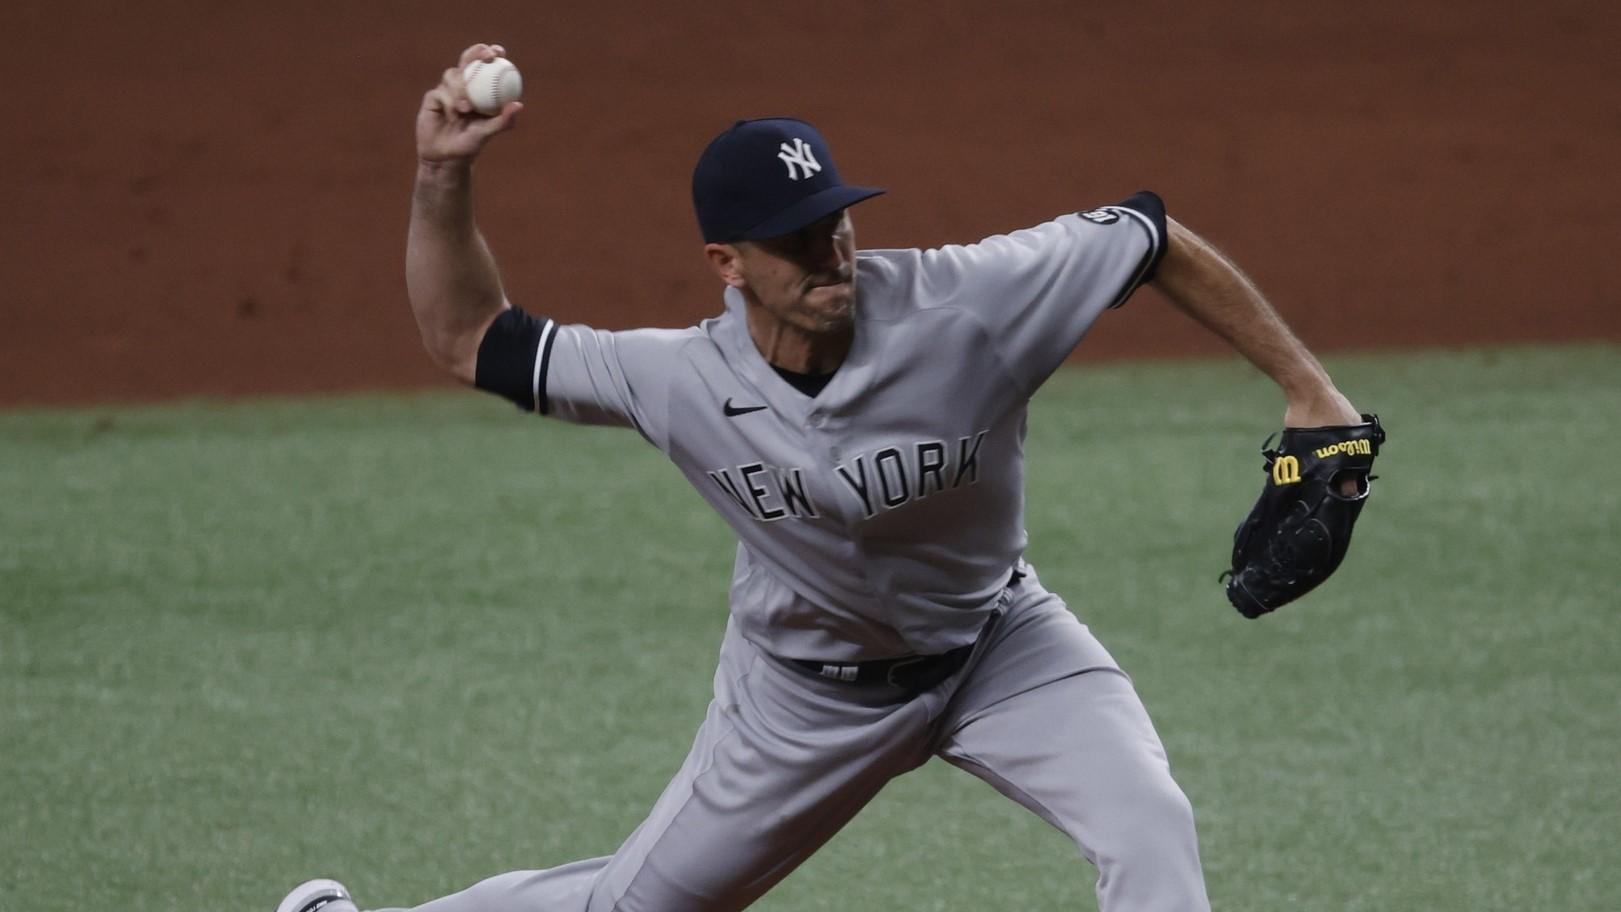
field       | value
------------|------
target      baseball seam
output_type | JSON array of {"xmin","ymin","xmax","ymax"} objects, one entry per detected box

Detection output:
[{"xmin": 465, "ymin": 60, "xmax": 497, "ymax": 113}]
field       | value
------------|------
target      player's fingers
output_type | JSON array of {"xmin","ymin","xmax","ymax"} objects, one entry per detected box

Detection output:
[
  {"xmin": 439, "ymin": 67, "xmax": 475, "ymax": 114},
  {"xmin": 457, "ymin": 43, "xmax": 494, "ymax": 68},
  {"xmin": 471, "ymin": 101, "xmax": 523, "ymax": 137},
  {"xmin": 495, "ymin": 100, "xmax": 522, "ymax": 129},
  {"xmin": 421, "ymin": 84, "xmax": 460, "ymax": 119}
]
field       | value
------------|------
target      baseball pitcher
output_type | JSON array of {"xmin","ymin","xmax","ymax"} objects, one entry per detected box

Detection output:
[{"xmin": 279, "ymin": 43, "xmax": 1381, "ymax": 912}]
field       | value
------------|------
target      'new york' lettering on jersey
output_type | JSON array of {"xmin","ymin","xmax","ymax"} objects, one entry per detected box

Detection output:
[
  {"xmin": 706, "ymin": 429, "xmax": 990, "ymax": 523},
  {"xmin": 474, "ymin": 193, "xmax": 1167, "ymax": 659}
]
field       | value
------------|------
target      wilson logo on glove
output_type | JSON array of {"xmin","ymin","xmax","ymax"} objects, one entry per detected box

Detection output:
[{"xmin": 1270, "ymin": 456, "xmax": 1302, "ymax": 485}]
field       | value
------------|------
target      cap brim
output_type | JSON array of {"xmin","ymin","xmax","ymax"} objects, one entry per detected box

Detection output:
[{"xmin": 735, "ymin": 185, "xmax": 886, "ymax": 242}]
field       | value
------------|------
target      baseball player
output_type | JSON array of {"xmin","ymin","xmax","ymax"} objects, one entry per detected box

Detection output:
[{"xmin": 280, "ymin": 43, "xmax": 1365, "ymax": 912}]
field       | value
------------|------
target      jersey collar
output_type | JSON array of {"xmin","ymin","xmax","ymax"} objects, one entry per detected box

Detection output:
[{"xmin": 714, "ymin": 282, "xmax": 873, "ymax": 412}]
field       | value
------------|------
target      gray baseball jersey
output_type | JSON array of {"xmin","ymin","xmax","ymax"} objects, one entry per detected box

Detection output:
[{"xmin": 479, "ymin": 194, "xmax": 1165, "ymax": 662}]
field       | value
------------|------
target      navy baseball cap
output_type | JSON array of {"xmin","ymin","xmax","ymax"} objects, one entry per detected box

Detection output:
[{"xmin": 692, "ymin": 118, "xmax": 885, "ymax": 243}]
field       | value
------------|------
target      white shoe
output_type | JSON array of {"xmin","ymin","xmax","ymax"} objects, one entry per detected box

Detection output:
[{"xmin": 277, "ymin": 878, "xmax": 359, "ymax": 912}]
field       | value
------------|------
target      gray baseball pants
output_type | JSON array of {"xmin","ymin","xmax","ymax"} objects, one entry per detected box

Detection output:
[{"xmin": 375, "ymin": 569, "xmax": 1210, "ymax": 911}]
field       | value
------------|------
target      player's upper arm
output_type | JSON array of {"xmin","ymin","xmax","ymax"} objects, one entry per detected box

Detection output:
[
  {"xmin": 472, "ymin": 306, "xmax": 689, "ymax": 450},
  {"xmin": 915, "ymin": 191, "xmax": 1167, "ymax": 391}
]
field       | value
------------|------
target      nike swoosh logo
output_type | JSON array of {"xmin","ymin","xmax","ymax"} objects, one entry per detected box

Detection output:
[{"xmin": 723, "ymin": 398, "xmax": 768, "ymax": 417}]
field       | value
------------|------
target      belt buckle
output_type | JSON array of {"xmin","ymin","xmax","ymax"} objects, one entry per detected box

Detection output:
[{"xmin": 818, "ymin": 663, "xmax": 859, "ymax": 683}]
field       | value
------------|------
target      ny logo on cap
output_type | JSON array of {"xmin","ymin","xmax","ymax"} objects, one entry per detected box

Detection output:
[{"xmin": 777, "ymin": 138, "xmax": 822, "ymax": 181}]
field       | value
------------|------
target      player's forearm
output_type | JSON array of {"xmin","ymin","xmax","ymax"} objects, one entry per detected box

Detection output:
[
  {"xmin": 1153, "ymin": 219, "xmax": 1356, "ymax": 424},
  {"xmin": 407, "ymin": 160, "xmax": 508, "ymax": 383}
]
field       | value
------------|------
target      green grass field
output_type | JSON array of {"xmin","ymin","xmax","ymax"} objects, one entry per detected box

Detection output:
[{"xmin": 3, "ymin": 344, "xmax": 1617, "ymax": 911}]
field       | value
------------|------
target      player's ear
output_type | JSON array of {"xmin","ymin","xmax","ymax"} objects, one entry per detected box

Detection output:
[{"xmin": 704, "ymin": 242, "xmax": 748, "ymax": 289}]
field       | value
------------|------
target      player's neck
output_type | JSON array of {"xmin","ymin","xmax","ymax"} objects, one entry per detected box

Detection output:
[{"xmin": 745, "ymin": 308, "xmax": 852, "ymax": 375}]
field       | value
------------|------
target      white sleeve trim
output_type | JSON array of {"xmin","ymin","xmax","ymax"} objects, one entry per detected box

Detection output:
[
  {"xmin": 1106, "ymin": 205, "xmax": 1164, "ymax": 309},
  {"xmin": 532, "ymin": 318, "xmax": 557, "ymax": 414}
]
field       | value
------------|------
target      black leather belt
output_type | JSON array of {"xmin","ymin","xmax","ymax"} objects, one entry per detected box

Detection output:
[
  {"xmin": 790, "ymin": 641, "xmax": 976, "ymax": 690},
  {"xmin": 787, "ymin": 568, "xmax": 1023, "ymax": 691}
]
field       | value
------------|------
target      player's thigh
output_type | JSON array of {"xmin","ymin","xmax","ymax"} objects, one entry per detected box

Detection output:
[
  {"xmin": 942, "ymin": 666, "xmax": 1174, "ymax": 821},
  {"xmin": 936, "ymin": 585, "xmax": 1189, "ymax": 840},
  {"xmin": 937, "ymin": 666, "xmax": 1210, "ymax": 911},
  {"xmin": 594, "ymin": 635, "xmax": 939, "ymax": 912}
]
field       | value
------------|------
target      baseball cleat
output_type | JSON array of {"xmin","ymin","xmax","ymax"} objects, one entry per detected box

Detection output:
[{"xmin": 277, "ymin": 878, "xmax": 359, "ymax": 912}]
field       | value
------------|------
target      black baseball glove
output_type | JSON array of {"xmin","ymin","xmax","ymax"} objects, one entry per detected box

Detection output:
[{"xmin": 1222, "ymin": 414, "xmax": 1386, "ymax": 618}]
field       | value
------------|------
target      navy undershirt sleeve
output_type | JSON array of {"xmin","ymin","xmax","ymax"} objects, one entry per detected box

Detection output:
[{"xmin": 474, "ymin": 307, "xmax": 550, "ymax": 412}]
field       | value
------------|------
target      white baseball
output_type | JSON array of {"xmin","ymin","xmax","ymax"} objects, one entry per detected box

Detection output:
[{"xmin": 462, "ymin": 57, "xmax": 522, "ymax": 116}]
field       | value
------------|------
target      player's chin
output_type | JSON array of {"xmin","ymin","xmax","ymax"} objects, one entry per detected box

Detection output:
[{"xmin": 804, "ymin": 282, "xmax": 855, "ymax": 326}]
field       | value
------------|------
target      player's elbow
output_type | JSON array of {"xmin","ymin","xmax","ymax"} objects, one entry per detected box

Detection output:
[
  {"xmin": 417, "ymin": 322, "xmax": 482, "ymax": 385},
  {"xmin": 1149, "ymin": 217, "xmax": 1249, "ymax": 300},
  {"xmin": 411, "ymin": 297, "xmax": 508, "ymax": 385},
  {"xmin": 1147, "ymin": 218, "xmax": 1198, "ymax": 291}
]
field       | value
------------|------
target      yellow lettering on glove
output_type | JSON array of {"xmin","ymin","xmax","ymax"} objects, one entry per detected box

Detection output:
[{"xmin": 1312, "ymin": 439, "xmax": 1373, "ymax": 459}]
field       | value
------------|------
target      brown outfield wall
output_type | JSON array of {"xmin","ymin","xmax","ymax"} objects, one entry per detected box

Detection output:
[{"xmin": 1, "ymin": 1, "xmax": 1615, "ymax": 407}]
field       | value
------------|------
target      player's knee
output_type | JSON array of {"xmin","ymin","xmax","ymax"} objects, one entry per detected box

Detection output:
[
  {"xmin": 1099, "ymin": 776, "xmax": 1200, "ymax": 864},
  {"xmin": 1088, "ymin": 778, "xmax": 1209, "ymax": 909}
]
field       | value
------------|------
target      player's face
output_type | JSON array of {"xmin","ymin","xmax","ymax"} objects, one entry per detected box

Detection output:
[{"xmin": 735, "ymin": 210, "xmax": 858, "ymax": 336}]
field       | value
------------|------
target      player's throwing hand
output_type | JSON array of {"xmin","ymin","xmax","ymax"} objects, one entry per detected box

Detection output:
[{"xmin": 416, "ymin": 43, "xmax": 522, "ymax": 164}]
